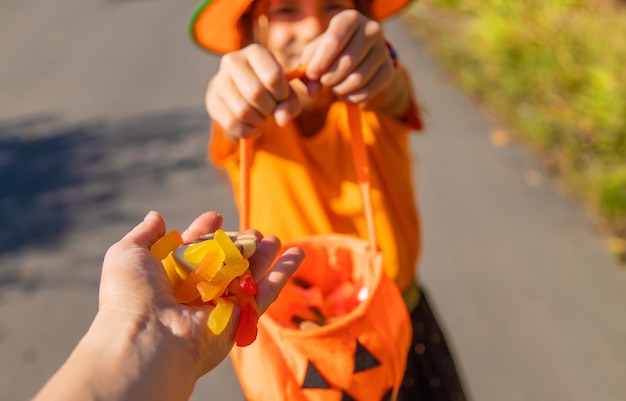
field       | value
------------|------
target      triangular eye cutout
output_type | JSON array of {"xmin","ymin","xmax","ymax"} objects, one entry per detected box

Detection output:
[
  {"xmin": 341, "ymin": 390, "xmax": 357, "ymax": 401},
  {"xmin": 301, "ymin": 361, "xmax": 330, "ymax": 389},
  {"xmin": 353, "ymin": 340, "xmax": 381, "ymax": 373},
  {"xmin": 381, "ymin": 388, "xmax": 394, "ymax": 401}
]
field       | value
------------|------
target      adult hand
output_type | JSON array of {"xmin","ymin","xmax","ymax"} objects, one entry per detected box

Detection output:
[
  {"xmin": 99, "ymin": 210, "xmax": 305, "ymax": 376},
  {"xmin": 33, "ymin": 211, "xmax": 305, "ymax": 401}
]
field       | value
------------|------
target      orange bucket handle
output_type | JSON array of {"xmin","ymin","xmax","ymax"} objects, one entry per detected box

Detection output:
[{"xmin": 239, "ymin": 66, "xmax": 377, "ymax": 251}]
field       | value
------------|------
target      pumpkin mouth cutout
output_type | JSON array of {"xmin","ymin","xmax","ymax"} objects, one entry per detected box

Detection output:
[{"xmin": 266, "ymin": 235, "xmax": 379, "ymax": 333}]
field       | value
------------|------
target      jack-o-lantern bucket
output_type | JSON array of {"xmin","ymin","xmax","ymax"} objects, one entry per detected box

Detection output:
[
  {"xmin": 231, "ymin": 235, "xmax": 411, "ymax": 401},
  {"xmin": 230, "ymin": 102, "xmax": 412, "ymax": 401}
]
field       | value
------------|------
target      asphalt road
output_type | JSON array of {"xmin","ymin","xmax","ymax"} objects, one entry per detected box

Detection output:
[{"xmin": 1, "ymin": 1, "xmax": 626, "ymax": 400}]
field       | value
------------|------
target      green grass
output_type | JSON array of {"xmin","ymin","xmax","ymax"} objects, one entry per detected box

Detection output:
[{"xmin": 404, "ymin": 0, "xmax": 626, "ymax": 248}]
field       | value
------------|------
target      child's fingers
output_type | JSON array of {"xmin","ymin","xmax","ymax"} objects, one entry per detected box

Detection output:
[
  {"xmin": 304, "ymin": 10, "xmax": 361, "ymax": 80},
  {"xmin": 233, "ymin": 70, "xmax": 280, "ymax": 118},
  {"xmin": 218, "ymin": 76, "xmax": 268, "ymax": 126},
  {"xmin": 255, "ymin": 247, "xmax": 306, "ymax": 314},
  {"xmin": 273, "ymin": 88, "xmax": 302, "ymax": 126},
  {"xmin": 331, "ymin": 44, "xmax": 392, "ymax": 99},
  {"xmin": 246, "ymin": 45, "xmax": 291, "ymax": 106},
  {"xmin": 209, "ymin": 86, "xmax": 263, "ymax": 138},
  {"xmin": 210, "ymin": 45, "xmax": 290, "ymax": 136},
  {"xmin": 222, "ymin": 45, "xmax": 290, "ymax": 117},
  {"xmin": 320, "ymin": 20, "xmax": 383, "ymax": 87},
  {"xmin": 300, "ymin": 36, "xmax": 323, "ymax": 71},
  {"xmin": 339, "ymin": 61, "xmax": 394, "ymax": 104}
]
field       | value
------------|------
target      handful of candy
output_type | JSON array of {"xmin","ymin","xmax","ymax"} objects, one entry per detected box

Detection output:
[{"xmin": 150, "ymin": 229, "xmax": 260, "ymax": 346}]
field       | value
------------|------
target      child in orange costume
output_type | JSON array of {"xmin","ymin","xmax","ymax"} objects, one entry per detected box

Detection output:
[{"xmin": 190, "ymin": 0, "xmax": 469, "ymax": 400}]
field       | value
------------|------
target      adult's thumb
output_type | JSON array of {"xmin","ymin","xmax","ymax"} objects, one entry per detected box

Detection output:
[{"xmin": 118, "ymin": 211, "xmax": 167, "ymax": 251}]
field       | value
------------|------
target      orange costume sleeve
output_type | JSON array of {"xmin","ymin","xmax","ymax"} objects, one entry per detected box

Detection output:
[{"xmin": 208, "ymin": 101, "xmax": 423, "ymax": 292}]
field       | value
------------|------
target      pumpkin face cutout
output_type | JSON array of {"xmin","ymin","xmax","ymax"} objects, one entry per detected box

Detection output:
[
  {"xmin": 297, "ymin": 340, "xmax": 395, "ymax": 401},
  {"xmin": 230, "ymin": 235, "xmax": 412, "ymax": 401}
]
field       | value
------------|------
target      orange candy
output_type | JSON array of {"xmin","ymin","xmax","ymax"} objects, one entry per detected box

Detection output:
[
  {"xmin": 269, "ymin": 278, "xmax": 363, "ymax": 329},
  {"xmin": 150, "ymin": 229, "xmax": 183, "ymax": 260}
]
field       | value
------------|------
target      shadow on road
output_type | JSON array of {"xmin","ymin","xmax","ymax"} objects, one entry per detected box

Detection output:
[{"xmin": 0, "ymin": 108, "xmax": 215, "ymax": 286}]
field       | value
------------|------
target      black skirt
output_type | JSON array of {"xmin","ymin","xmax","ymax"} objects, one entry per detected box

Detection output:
[{"xmin": 396, "ymin": 287, "xmax": 470, "ymax": 401}]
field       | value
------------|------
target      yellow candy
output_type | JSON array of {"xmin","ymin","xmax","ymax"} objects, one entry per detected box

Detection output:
[
  {"xmin": 173, "ymin": 230, "xmax": 249, "ymax": 303},
  {"xmin": 207, "ymin": 298, "xmax": 234, "ymax": 335},
  {"xmin": 174, "ymin": 261, "xmax": 190, "ymax": 281},
  {"xmin": 193, "ymin": 240, "xmax": 225, "ymax": 281},
  {"xmin": 174, "ymin": 241, "xmax": 224, "ymax": 303},
  {"xmin": 162, "ymin": 253, "xmax": 185, "ymax": 291},
  {"xmin": 183, "ymin": 239, "xmax": 218, "ymax": 266},
  {"xmin": 214, "ymin": 230, "xmax": 246, "ymax": 264}
]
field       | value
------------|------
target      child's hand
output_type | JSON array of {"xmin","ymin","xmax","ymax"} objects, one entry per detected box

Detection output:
[
  {"xmin": 301, "ymin": 9, "xmax": 395, "ymax": 105},
  {"xmin": 206, "ymin": 44, "xmax": 302, "ymax": 139}
]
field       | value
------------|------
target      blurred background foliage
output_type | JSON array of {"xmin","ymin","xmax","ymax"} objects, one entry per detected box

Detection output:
[{"xmin": 405, "ymin": 0, "xmax": 626, "ymax": 253}]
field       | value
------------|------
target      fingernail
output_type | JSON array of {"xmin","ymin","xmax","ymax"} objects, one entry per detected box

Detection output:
[
  {"xmin": 306, "ymin": 64, "xmax": 319, "ymax": 80},
  {"xmin": 144, "ymin": 210, "xmax": 158, "ymax": 222},
  {"xmin": 275, "ymin": 110, "xmax": 289, "ymax": 126}
]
